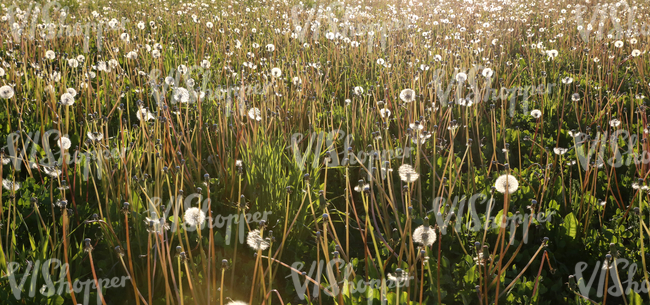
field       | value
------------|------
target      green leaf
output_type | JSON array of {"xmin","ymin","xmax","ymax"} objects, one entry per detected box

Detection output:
[
  {"xmin": 464, "ymin": 265, "xmax": 477, "ymax": 283},
  {"xmin": 46, "ymin": 295, "xmax": 65, "ymax": 305},
  {"xmin": 628, "ymin": 289, "xmax": 644, "ymax": 305},
  {"xmin": 563, "ymin": 212, "xmax": 578, "ymax": 239}
]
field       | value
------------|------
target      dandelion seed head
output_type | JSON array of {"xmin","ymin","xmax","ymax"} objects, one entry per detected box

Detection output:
[
  {"xmin": 2, "ymin": 180, "xmax": 21, "ymax": 191},
  {"xmin": 60, "ymin": 93, "xmax": 75, "ymax": 106},
  {"xmin": 399, "ymin": 89, "xmax": 416, "ymax": 103},
  {"xmin": 494, "ymin": 174, "xmax": 518, "ymax": 194},
  {"xmin": 530, "ymin": 109, "xmax": 542, "ymax": 119},
  {"xmin": 145, "ymin": 217, "xmax": 170, "ymax": 234},
  {"xmin": 571, "ymin": 93, "xmax": 580, "ymax": 102},
  {"xmin": 546, "ymin": 49, "xmax": 558, "ymax": 59},
  {"xmin": 0, "ymin": 85, "xmax": 14, "ymax": 99},
  {"xmin": 455, "ymin": 72, "xmax": 467, "ymax": 82},
  {"xmin": 482, "ymin": 68, "xmax": 494, "ymax": 78},
  {"xmin": 387, "ymin": 271, "xmax": 410, "ymax": 285},
  {"xmin": 183, "ymin": 207, "xmax": 205, "ymax": 228},
  {"xmin": 45, "ymin": 50, "xmax": 56, "ymax": 60},
  {"xmin": 553, "ymin": 147, "xmax": 568, "ymax": 155},
  {"xmin": 413, "ymin": 225, "xmax": 436, "ymax": 246},
  {"xmin": 43, "ymin": 166, "xmax": 62, "ymax": 177},
  {"xmin": 248, "ymin": 108, "xmax": 262, "ymax": 121},
  {"xmin": 398, "ymin": 164, "xmax": 419, "ymax": 183},
  {"xmin": 246, "ymin": 229, "xmax": 270, "ymax": 251},
  {"xmin": 137, "ymin": 108, "xmax": 155, "ymax": 121},
  {"xmin": 474, "ymin": 252, "xmax": 490, "ymax": 266},
  {"xmin": 87, "ymin": 132, "xmax": 104, "ymax": 141}
]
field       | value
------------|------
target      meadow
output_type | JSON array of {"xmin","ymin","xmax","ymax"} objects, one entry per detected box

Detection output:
[{"xmin": 0, "ymin": 0, "xmax": 649, "ymax": 304}]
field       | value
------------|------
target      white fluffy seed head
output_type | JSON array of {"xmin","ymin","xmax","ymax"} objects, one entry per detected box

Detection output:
[
  {"xmin": 246, "ymin": 229, "xmax": 270, "ymax": 251},
  {"xmin": 398, "ymin": 164, "xmax": 419, "ymax": 183},
  {"xmin": 60, "ymin": 93, "xmax": 75, "ymax": 106},
  {"xmin": 0, "ymin": 85, "xmax": 14, "ymax": 99},
  {"xmin": 530, "ymin": 109, "xmax": 542, "ymax": 119},
  {"xmin": 494, "ymin": 174, "xmax": 519, "ymax": 194},
  {"xmin": 413, "ymin": 225, "xmax": 436, "ymax": 247},
  {"xmin": 399, "ymin": 89, "xmax": 416, "ymax": 103},
  {"xmin": 183, "ymin": 207, "xmax": 206, "ymax": 228}
]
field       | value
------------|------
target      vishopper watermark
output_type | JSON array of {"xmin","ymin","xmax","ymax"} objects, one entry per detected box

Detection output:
[
  {"xmin": 429, "ymin": 67, "xmax": 556, "ymax": 117},
  {"xmin": 145, "ymin": 193, "xmax": 271, "ymax": 245},
  {"xmin": 290, "ymin": 130, "xmax": 414, "ymax": 172},
  {"xmin": 4, "ymin": 258, "xmax": 130, "ymax": 305},
  {"xmin": 4, "ymin": 2, "xmax": 129, "ymax": 53},
  {"xmin": 571, "ymin": 257, "xmax": 650, "ymax": 299},
  {"xmin": 573, "ymin": 3, "xmax": 648, "ymax": 43},
  {"xmin": 1, "ymin": 129, "xmax": 127, "ymax": 181},
  {"xmin": 289, "ymin": 1, "xmax": 414, "ymax": 53},
  {"xmin": 574, "ymin": 130, "xmax": 650, "ymax": 171},
  {"xmin": 430, "ymin": 194, "xmax": 556, "ymax": 245},
  {"xmin": 147, "ymin": 65, "xmax": 280, "ymax": 118},
  {"xmin": 288, "ymin": 258, "xmax": 414, "ymax": 303}
]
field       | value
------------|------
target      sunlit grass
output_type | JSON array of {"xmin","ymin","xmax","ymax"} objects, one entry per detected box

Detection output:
[{"xmin": 0, "ymin": 0, "xmax": 649, "ymax": 304}]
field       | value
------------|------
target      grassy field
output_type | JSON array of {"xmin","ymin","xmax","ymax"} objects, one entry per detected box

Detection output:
[{"xmin": 0, "ymin": 0, "xmax": 649, "ymax": 304}]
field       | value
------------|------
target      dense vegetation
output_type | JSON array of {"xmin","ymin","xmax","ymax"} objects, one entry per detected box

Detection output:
[{"xmin": 0, "ymin": 0, "xmax": 649, "ymax": 304}]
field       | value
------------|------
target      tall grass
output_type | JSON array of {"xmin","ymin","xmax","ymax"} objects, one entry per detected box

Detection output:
[{"xmin": 0, "ymin": 0, "xmax": 649, "ymax": 304}]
